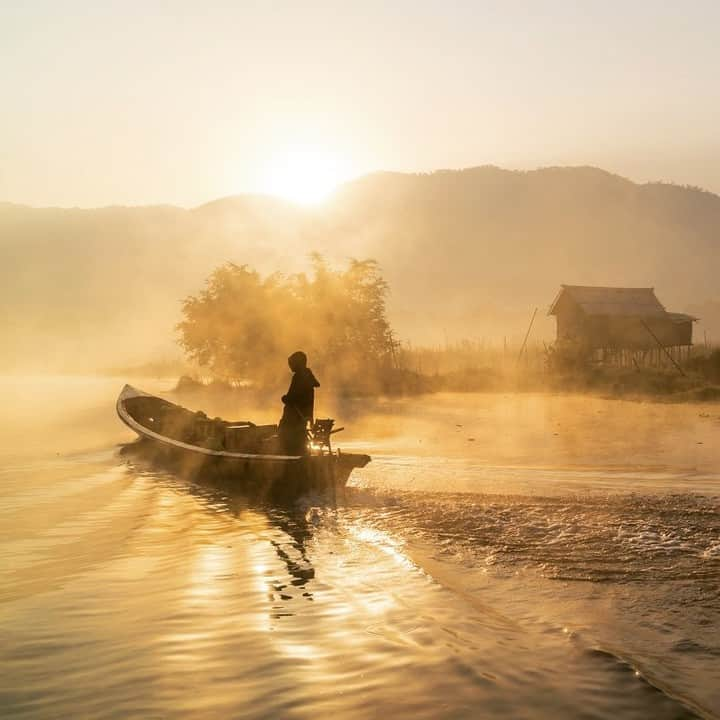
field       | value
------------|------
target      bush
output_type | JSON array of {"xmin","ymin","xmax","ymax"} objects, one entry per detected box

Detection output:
[
  {"xmin": 544, "ymin": 339, "xmax": 592, "ymax": 375},
  {"xmin": 686, "ymin": 349, "xmax": 720, "ymax": 383}
]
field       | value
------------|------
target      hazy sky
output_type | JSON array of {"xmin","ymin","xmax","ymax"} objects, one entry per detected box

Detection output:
[{"xmin": 2, "ymin": 1, "xmax": 719, "ymax": 206}]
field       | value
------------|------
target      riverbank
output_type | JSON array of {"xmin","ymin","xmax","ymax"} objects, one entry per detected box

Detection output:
[{"xmin": 172, "ymin": 365, "xmax": 720, "ymax": 406}]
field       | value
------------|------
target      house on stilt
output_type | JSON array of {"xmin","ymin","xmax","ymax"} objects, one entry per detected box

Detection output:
[{"xmin": 548, "ymin": 285, "xmax": 697, "ymax": 366}]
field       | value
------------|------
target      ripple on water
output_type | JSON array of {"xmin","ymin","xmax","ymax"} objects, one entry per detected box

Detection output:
[{"xmin": 1, "ymin": 448, "xmax": 719, "ymax": 718}]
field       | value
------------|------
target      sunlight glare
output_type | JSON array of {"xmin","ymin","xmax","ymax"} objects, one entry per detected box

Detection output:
[{"xmin": 259, "ymin": 145, "xmax": 347, "ymax": 205}]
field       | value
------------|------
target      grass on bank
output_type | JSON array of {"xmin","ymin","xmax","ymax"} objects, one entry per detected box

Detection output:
[{"xmin": 173, "ymin": 345, "xmax": 720, "ymax": 403}]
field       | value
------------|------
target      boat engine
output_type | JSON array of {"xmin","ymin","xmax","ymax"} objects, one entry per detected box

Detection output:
[{"xmin": 309, "ymin": 418, "xmax": 344, "ymax": 454}]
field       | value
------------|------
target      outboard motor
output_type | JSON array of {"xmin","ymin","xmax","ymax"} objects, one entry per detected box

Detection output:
[{"xmin": 309, "ymin": 418, "xmax": 344, "ymax": 454}]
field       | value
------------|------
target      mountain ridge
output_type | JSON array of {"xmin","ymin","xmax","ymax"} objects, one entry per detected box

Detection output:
[{"xmin": 7, "ymin": 164, "xmax": 719, "ymax": 212}]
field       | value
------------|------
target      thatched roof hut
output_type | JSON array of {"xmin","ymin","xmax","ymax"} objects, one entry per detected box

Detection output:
[{"xmin": 549, "ymin": 285, "xmax": 696, "ymax": 350}]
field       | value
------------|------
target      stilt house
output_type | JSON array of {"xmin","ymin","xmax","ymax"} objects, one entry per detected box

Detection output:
[{"xmin": 548, "ymin": 285, "xmax": 696, "ymax": 365}]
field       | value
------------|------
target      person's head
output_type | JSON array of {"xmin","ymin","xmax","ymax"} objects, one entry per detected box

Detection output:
[{"xmin": 288, "ymin": 350, "xmax": 308, "ymax": 372}]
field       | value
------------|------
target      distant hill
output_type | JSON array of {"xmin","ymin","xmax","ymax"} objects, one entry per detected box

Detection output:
[
  {"xmin": 1, "ymin": 166, "xmax": 719, "ymax": 372},
  {"xmin": 326, "ymin": 167, "xmax": 720, "ymax": 344}
]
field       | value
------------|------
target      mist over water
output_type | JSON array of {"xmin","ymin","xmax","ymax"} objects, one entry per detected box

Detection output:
[{"xmin": 1, "ymin": 377, "xmax": 719, "ymax": 718}]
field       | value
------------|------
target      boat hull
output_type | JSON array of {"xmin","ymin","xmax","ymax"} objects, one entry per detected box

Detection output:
[{"xmin": 116, "ymin": 385, "xmax": 370, "ymax": 497}]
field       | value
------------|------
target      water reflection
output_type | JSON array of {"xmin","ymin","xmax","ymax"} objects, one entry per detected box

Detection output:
[
  {"xmin": 120, "ymin": 442, "xmax": 323, "ymax": 614},
  {"xmin": 266, "ymin": 509, "xmax": 316, "ymax": 605},
  {"xmin": 1, "ymin": 444, "xmax": 712, "ymax": 719},
  {"xmin": 3, "ymin": 379, "xmax": 719, "ymax": 719}
]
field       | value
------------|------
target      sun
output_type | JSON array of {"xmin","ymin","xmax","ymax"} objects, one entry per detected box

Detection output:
[{"xmin": 259, "ymin": 145, "xmax": 347, "ymax": 205}]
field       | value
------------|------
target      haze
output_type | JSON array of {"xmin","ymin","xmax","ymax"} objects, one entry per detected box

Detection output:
[{"xmin": 3, "ymin": 1, "xmax": 720, "ymax": 207}]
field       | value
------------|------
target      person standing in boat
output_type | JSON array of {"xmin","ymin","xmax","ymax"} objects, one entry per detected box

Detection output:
[{"xmin": 278, "ymin": 351, "xmax": 320, "ymax": 454}]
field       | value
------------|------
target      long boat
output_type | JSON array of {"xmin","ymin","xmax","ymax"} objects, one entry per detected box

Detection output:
[{"xmin": 116, "ymin": 384, "xmax": 370, "ymax": 496}]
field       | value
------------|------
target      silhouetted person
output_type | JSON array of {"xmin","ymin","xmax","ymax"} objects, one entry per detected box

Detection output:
[{"xmin": 278, "ymin": 351, "xmax": 320, "ymax": 455}]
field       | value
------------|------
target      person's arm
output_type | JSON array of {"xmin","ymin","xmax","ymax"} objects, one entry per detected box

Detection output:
[{"xmin": 282, "ymin": 374, "xmax": 300, "ymax": 405}]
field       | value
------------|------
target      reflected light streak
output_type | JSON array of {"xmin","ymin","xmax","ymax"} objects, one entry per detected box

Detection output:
[
  {"xmin": 349, "ymin": 525, "xmax": 415, "ymax": 571},
  {"xmin": 186, "ymin": 538, "xmax": 236, "ymax": 602}
]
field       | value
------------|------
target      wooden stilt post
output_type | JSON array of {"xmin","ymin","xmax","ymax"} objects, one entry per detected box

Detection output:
[
  {"xmin": 517, "ymin": 308, "xmax": 538, "ymax": 364},
  {"xmin": 639, "ymin": 319, "xmax": 686, "ymax": 376}
]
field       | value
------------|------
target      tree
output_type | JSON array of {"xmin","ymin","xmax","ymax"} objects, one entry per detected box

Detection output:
[{"xmin": 177, "ymin": 256, "xmax": 395, "ymax": 388}]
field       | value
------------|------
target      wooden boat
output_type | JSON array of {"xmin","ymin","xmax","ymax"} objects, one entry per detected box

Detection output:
[{"xmin": 116, "ymin": 384, "xmax": 370, "ymax": 496}]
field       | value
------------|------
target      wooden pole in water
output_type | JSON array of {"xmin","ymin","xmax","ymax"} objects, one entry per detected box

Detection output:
[
  {"xmin": 639, "ymin": 319, "xmax": 686, "ymax": 376},
  {"xmin": 518, "ymin": 307, "xmax": 538, "ymax": 363}
]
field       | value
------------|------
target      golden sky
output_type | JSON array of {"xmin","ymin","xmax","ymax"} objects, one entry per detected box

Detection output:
[{"xmin": 2, "ymin": 1, "xmax": 719, "ymax": 206}]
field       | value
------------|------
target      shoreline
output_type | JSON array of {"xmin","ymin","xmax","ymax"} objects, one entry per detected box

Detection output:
[{"xmin": 169, "ymin": 373, "xmax": 720, "ymax": 406}]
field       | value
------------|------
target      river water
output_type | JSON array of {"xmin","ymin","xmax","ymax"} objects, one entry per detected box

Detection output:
[{"xmin": 1, "ymin": 377, "xmax": 719, "ymax": 719}]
